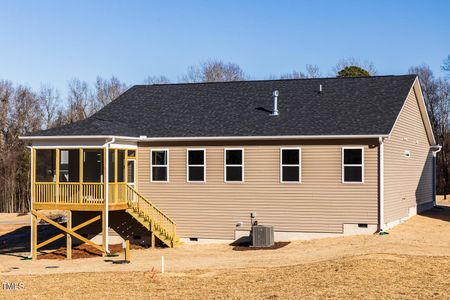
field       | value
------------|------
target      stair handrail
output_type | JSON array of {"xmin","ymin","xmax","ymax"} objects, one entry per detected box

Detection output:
[{"xmin": 126, "ymin": 185, "xmax": 176, "ymax": 242}]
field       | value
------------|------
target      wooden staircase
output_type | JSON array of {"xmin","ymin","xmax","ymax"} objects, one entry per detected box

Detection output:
[{"xmin": 125, "ymin": 185, "xmax": 180, "ymax": 248}]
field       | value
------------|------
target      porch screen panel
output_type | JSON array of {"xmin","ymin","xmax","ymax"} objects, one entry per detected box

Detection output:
[
  {"xmin": 83, "ymin": 150, "xmax": 103, "ymax": 182},
  {"xmin": 108, "ymin": 150, "xmax": 115, "ymax": 182},
  {"xmin": 59, "ymin": 150, "xmax": 79, "ymax": 182},
  {"xmin": 35, "ymin": 149, "xmax": 56, "ymax": 182},
  {"xmin": 117, "ymin": 150, "xmax": 125, "ymax": 182}
]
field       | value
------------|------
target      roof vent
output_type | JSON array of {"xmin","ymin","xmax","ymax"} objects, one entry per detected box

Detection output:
[
  {"xmin": 319, "ymin": 84, "xmax": 323, "ymax": 94},
  {"xmin": 271, "ymin": 90, "xmax": 279, "ymax": 116}
]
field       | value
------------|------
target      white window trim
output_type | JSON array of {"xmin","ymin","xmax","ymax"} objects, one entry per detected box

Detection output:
[
  {"xmin": 150, "ymin": 149, "xmax": 169, "ymax": 183},
  {"xmin": 341, "ymin": 146, "xmax": 364, "ymax": 184},
  {"xmin": 280, "ymin": 147, "xmax": 301, "ymax": 183},
  {"xmin": 224, "ymin": 148, "xmax": 244, "ymax": 183},
  {"xmin": 186, "ymin": 148, "xmax": 206, "ymax": 183}
]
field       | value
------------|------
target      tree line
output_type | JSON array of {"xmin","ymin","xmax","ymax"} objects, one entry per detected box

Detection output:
[{"xmin": 0, "ymin": 57, "xmax": 449, "ymax": 212}]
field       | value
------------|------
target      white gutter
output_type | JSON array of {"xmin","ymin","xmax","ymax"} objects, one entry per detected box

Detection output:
[
  {"xmin": 138, "ymin": 134, "xmax": 388, "ymax": 142},
  {"xmin": 431, "ymin": 145, "xmax": 442, "ymax": 206},
  {"xmin": 19, "ymin": 135, "xmax": 140, "ymax": 141},
  {"xmin": 103, "ymin": 137, "xmax": 116, "ymax": 254},
  {"xmin": 379, "ymin": 137, "xmax": 385, "ymax": 232},
  {"xmin": 27, "ymin": 146, "xmax": 33, "ymax": 259},
  {"xmin": 20, "ymin": 134, "xmax": 387, "ymax": 142}
]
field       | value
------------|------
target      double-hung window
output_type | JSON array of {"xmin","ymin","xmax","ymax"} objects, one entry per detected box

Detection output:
[
  {"xmin": 151, "ymin": 149, "xmax": 168, "ymax": 182},
  {"xmin": 342, "ymin": 147, "xmax": 364, "ymax": 183},
  {"xmin": 187, "ymin": 149, "xmax": 206, "ymax": 182},
  {"xmin": 280, "ymin": 148, "xmax": 301, "ymax": 183},
  {"xmin": 225, "ymin": 149, "xmax": 244, "ymax": 182}
]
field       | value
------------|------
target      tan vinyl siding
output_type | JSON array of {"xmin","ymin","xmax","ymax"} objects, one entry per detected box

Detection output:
[
  {"xmin": 138, "ymin": 140, "xmax": 378, "ymax": 239},
  {"xmin": 384, "ymin": 85, "xmax": 433, "ymax": 224}
]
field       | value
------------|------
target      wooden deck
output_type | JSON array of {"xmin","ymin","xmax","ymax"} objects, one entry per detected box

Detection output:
[{"xmin": 33, "ymin": 182, "xmax": 129, "ymax": 211}]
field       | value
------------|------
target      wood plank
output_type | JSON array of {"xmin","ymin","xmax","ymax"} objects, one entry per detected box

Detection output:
[
  {"xmin": 32, "ymin": 213, "xmax": 37, "ymax": 259},
  {"xmin": 66, "ymin": 210, "xmax": 72, "ymax": 259},
  {"xmin": 33, "ymin": 203, "xmax": 127, "ymax": 211},
  {"xmin": 32, "ymin": 210, "xmax": 104, "ymax": 253},
  {"xmin": 102, "ymin": 209, "xmax": 107, "ymax": 253},
  {"xmin": 36, "ymin": 214, "xmax": 101, "ymax": 249}
]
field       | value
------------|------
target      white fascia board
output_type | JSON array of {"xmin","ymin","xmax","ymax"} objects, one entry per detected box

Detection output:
[
  {"xmin": 19, "ymin": 135, "xmax": 140, "ymax": 141},
  {"xmin": 21, "ymin": 134, "xmax": 387, "ymax": 143},
  {"xmin": 139, "ymin": 134, "xmax": 387, "ymax": 142}
]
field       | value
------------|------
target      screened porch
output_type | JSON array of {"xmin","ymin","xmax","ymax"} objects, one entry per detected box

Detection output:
[{"xmin": 32, "ymin": 148, "xmax": 136, "ymax": 210}]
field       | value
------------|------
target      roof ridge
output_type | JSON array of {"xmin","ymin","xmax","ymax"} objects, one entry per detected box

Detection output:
[{"xmin": 136, "ymin": 74, "xmax": 416, "ymax": 87}]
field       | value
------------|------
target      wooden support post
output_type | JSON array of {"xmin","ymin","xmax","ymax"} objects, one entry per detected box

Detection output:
[
  {"xmin": 102, "ymin": 209, "xmax": 107, "ymax": 255},
  {"xmin": 172, "ymin": 224, "xmax": 176, "ymax": 248},
  {"xmin": 151, "ymin": 221, "xmax": 155, "ymax": 248},
  {"xmin": 31, "ymin": 213, "xmax": 38, "ymax": 259},
  {"xmin": 124, "ymin": 240, "xmax": 130, "ymax": 262},
  {"xmin": 66, "ymin": 210, "xmax": 72, "ymax": 259},
  {"xmin": 124, "ymin": 150, "xmax": 128, "ymax": 185},
  {"xmin": 79, "ymin": 149, "xmax": 83, "ymax": 204},
  {"xmin": 55, "ymin": 149, "xmax": 60, "ymax": 203},
  {"xmin": 114, "ymin": 149, "xmax": 118, "ymax": 204},
  {"xmin": 37, "ymin": 215, "xmax": 101, "ymax": 249},
  {"xmin": 32, "ymin": 210, "xmax": 103, "ymax": 252}
]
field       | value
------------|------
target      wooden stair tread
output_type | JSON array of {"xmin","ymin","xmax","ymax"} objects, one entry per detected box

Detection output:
[{"xmin": 124, "ymin": 191, "xmax": 179, "ymax": 248}]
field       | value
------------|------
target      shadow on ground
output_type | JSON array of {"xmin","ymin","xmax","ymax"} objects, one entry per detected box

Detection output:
[
  {"xmin": 0, "ymin": 222, "xmax": 79, "ymax": 257},
  {"xmin": 419, "ymin": 205, "xmax": 450, "ymax": 222}
]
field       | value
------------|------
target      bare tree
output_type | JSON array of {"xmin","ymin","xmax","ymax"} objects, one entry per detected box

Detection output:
[
  {"xmin": 0, "ymin": 84, "xmax": 43, "ymax": 212},
  {"xmin": 38, "ymin": 84, "xmax": 61, "ymax": 129},
  {"xmin": 94, "ymin": 76, "xmax": 128, "ymax": 109},
  {"xmin": 67, "ymin": 78, "xmax": 94, "ymax": 123},
  {"xmin": 305, "ymin": 64, "xmax": 321, "ymax": 78},
  {"xmin": 182, "ymin": 59, "xmax": 246, "ymax": 83},
  {"xmin": 409, "ymin": 65, "xmax": 450, "ymax": 197},
  {"xmin": 0, "ymin": 81, "xmax": 14, "ymax": 150},
  {"xmin": 443, "ymin": 55, "xmax": 450, "ymax": 77},
  {"xmin": 9, "ymin": 86, "xmax": 43, "ymax": 141},
  {"xmin": 333, "ymin": 57, "xmax": 377, "ymax": 76},
  {"xmin": 279, "ymin": 70, "xmax": 308, "ymax": 79},
  {"xmin": 280, "ymin": 64, "xmax": 322, "ymax": 79},
  {"xmin": 144, "ymin": 75, "xmax": 171, "ymax": 85}
]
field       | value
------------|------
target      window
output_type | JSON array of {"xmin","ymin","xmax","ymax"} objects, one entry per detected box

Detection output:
[
  {"xmin": 225, "ymin": 149, "xmax": 244, "ymax": 182},
  {"xmin": 342, "ymin": 147, "xmax": 364, "ymax": 183},
  {"xmin": 280, "ymin": 148, "xmax": 301, "ymax": 183},
  {"xmin": 151, "ymin": 150, "xmax": 168, "ymax": 182},
  {"xmin": 187, "ymin": 149, "xmax": 206, "ymax": 182},
  {"xmin": 127, "ymin": 150, "xmax": 136, "ymax": 158}
]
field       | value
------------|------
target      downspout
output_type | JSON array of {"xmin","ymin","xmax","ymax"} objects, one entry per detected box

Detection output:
[
  {"xmin": 103, "ymin": 137, "xmax": 115, "ymax": 253},
  {"xmin": 27, "ymin": 146, "xmax": 33, "ymax": 259},
  {"xmin": 431, "ymin": 145, "xmax": 442, "ymax": 206},
  {"xmin": 379, "ymin": 137, "xmax": 385, "ymax": 233}
]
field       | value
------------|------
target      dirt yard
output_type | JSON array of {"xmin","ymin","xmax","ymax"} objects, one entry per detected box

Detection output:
[{"xmin": 1, "ymin": 205, "xmax": 450, "ymax": 299}]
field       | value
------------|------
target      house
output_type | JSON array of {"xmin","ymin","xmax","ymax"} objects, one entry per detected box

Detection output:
[{"xmin": 21, "ymin": 74, "xmax": 441, "ymax": 258}]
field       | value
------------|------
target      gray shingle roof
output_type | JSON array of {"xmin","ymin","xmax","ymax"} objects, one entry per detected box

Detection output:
[{"xmin": 31, "ymin": 75, "xmax": 417, "ymax": 138}]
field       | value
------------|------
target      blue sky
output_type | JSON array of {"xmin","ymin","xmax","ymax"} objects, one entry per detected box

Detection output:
[{"xmin": 0, "ymin": 0, "xmax": 449, "ymax": 93}]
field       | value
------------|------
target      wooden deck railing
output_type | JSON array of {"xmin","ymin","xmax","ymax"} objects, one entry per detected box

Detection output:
[
  {"xmin": 126, "ymin": 185, "xmax": 177, "ymax": 244},
  {"xmin": 33, "ymin": 182, "xmax": 128, "ymax": 205}
]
